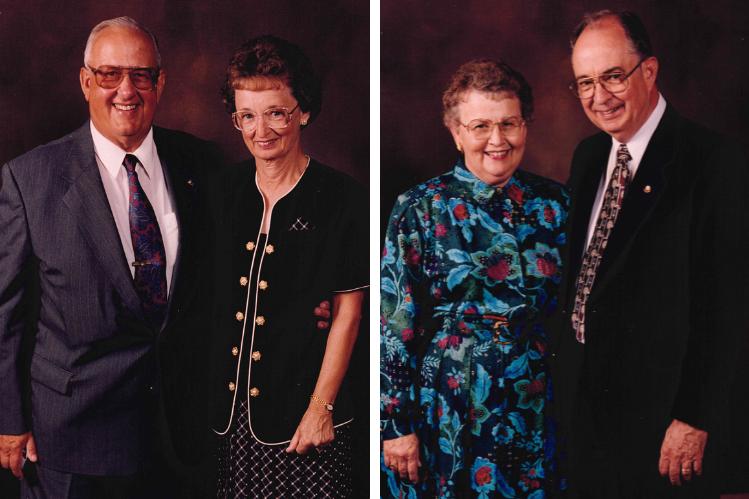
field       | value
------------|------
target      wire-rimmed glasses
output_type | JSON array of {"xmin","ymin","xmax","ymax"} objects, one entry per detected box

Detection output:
[
  {"xmin": 570, "ymin": 59, "xmax": 645, "ymax": 99},
  {"xmin": 456, "ymin": 117, "xmax": 526, "ymax": 140}
]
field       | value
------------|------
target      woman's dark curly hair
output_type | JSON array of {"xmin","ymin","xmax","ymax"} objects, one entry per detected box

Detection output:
[
  {"xmin": 442, "ymin": 58, "xmax": 534, "ymax": 128},
  {"xmin": 221, "ymin": 35, "xmax": 322, "ymax": 128}
]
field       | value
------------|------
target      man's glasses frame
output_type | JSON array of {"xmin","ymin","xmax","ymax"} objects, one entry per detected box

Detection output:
[
  {"xmin": 87, "ymin": 66, "xmax": 160, "ymax": 91},
  {"xmin": 570, "ymin": 59, "xmax": 646, "ymax": 99}
]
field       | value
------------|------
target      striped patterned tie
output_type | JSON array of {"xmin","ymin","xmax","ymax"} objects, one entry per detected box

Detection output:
[
  {"xmin": 123, "ymin": 154, "xmax": 168, "ymax": 328},
  {"xmin": 571, "ymin": 144, "xmax": 632, "ymax": 343}
]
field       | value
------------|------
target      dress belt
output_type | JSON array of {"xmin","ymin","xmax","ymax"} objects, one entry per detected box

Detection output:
[{"xmin": 437, "ymin": 313, "xmax": 545, "ymax": 343}]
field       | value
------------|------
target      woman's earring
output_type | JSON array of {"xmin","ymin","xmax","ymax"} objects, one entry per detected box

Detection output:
[
  {"xmin": 457, "ymin": 143, "xmax": 463, "ymax": 153},
  {"xmin": 301, "ymin": 119, "xmax": 308, "ymax": 125}
]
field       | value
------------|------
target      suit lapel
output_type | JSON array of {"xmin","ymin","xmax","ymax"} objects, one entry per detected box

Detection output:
[
  {"xmin": 60, "ymin": 124, "xmax": 147, "ymax": 325},
  {"xmin": 590, "ymin": 105, "xmax": 680, "ymax": 297},
  {"xmin": 154, "ymin": 127, "xmax": 195, "ymax": 331},
  {"xmin": 566, "ymin": 135, "xmax": 609, "ymax": 296}
]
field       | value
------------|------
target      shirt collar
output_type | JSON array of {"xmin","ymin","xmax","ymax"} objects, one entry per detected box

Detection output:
[
  {"xmin": 611, "ymin": 92, "xmax": 666, "ymax": 165},
  {"xmin": 90, "ymin": 122, "xmax": 158, "ymax": 179},
  {"xmin": 454, "ymin": 159, "xmax": 521, "ymax": 205}
]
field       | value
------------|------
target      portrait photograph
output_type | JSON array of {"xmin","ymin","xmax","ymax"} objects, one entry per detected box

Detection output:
[
  {"xmin": 379, "ymin": 1, "xmax": 749, "ymax": 498},
  {"xmin": 0, "ymin": 0, "xmax": 369, "ymax": 498}
]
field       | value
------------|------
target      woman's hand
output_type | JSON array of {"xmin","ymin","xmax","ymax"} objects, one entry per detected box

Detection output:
[
  {"xmin": 383, "ymin": 433, "xmax": 421, "ymax": 483},
  {"xmin": 286, "ymin": 403, "xmax": 334, "ymax": 455}
]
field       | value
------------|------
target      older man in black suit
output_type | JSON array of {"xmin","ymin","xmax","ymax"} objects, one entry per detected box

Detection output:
[
  {"xmin": 553, "ymin": 10, "xmax": 749, "ymax": 498},
  {"xmin": 0, "ymin": 17, "xmax": 222, "ymax": 498}
]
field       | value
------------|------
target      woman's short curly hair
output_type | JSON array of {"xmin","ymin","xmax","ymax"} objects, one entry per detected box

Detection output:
[
  {"xmin": 220, "ymin": 35, "xmax": 323, "ymax": 128},
  {"xmin": 442, "ymin": 58, "xmax": 534, "ymax": 128}
]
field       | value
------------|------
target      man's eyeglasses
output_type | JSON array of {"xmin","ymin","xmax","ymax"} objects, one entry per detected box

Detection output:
[
  {"xmin": 456, "ymin": 117, "xmax": 526, "ymax": 140},
  {"xmin": 88, "ymin": 66, "xmax": 160, "ymax": 91},
  {"xmin": 232, "ymin": 104, "xmax": 300, "ymax": 132},
  {"xmin": 570, "ymin": 59, "xmax": 645, "ymax": 99}
]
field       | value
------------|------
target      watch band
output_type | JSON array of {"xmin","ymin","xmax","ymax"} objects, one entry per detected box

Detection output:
[{"xmin": 310, "ymin": 395, "xmax": 334, "ymax": 412}]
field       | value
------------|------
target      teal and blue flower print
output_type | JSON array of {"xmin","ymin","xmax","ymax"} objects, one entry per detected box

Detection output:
[
  {"xmin": 470, "ymin": 242, "xmax": 522, "ymax": 286},
  {"xmin": 470, "ymin": 458, "xmax": 497, "ymax": 496},
  {"xmin": 523, "ymin": 243, "xmax": 563, "ymax": 284},
  {"xmin": 381, "ymin": 161, "xmax": 569, "ymax": 498}
]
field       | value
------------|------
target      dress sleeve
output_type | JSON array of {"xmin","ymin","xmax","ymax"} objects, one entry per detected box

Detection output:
[
  {"xmin": 332, "ymin": 180, "xmax": 369, "ymax": 293},
  {"xmin": 380, "ymin": 194, "xmax": 426, "ymax": 440}
]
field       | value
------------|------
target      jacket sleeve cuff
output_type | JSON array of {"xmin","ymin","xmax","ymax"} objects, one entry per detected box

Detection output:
[{"xmin": 380, "ymin": 418, "xmax": 414, "ymax": 441}]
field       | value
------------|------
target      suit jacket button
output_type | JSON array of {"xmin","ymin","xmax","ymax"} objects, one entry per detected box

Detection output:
[
  {"xmin": 231, "ymin": 347, "xmax": 239, "ymax": 356},
  {"xmin": 256, "ymin": 316, "xmax": 265, "ymax": 325},
  {"xmin": 259, "ymin": 280, "xmax": 268, "ymax": 290},
  {"xmin": 265, "ymin": 245, "xmax": 274, "ymax": 254},
  {"xmin": 229, "ymin": 382, "xmax": 236, "ymax": 391},
  {"xmin": 246, "ymin": 242, "xmax": 255, "ymax": 251},
  {"xmin": 239, "ymin": 277, "xmax": 248, "ymax": 286},
  {"xmin": 250, "ymin": 387, "xmax": 259, "ymax": 397},
  {"xmin": 236, "ymin": 312, "xmax": 244, "ymax": 321},
  {"xmin": 252, "ymin": 351, "xmax": 261, "ymax": 361}
]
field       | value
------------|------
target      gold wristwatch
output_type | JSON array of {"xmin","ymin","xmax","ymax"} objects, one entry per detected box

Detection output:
[{"xmin": 310, "ymin": 395, "xmax": 334, "ymax": 412}]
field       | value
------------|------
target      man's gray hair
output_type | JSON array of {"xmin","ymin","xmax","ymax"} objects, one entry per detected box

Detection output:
[{"xmin": 83, "ymin": 17, "xmax": 161, "ymax": 68}]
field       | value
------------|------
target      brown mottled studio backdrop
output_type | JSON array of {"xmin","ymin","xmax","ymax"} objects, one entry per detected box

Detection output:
[
  {"xmin": 381, "ymin": 0, "xmax": 749, "ymax": 494},
  {"xmin": 0, "ymin": 0, "xmax": 369, "ymax": 496}
]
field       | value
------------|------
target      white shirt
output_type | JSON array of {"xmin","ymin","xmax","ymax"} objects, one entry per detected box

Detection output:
[
  {"xmin": 584, "ymin": 93, "xmax": 667, "ymax": 251},
  {"xmin": 91, "ymin": 123, "xmax": 179, "ymax": 293}
]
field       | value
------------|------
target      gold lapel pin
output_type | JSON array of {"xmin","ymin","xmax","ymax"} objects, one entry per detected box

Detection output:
[{"xmin": 644, "ymin": 185, "xmax": 651, "ymax": 193}]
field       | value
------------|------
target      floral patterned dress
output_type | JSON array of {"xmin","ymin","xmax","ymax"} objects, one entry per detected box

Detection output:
[{"xmin": 380, "ymin": 161, "xmax": 569, "ymax": 498}]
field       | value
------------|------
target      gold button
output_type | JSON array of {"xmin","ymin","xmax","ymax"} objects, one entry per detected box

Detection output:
[
  {"xmin": 229, "ymin": 382, "xmax": 236, "ymax": 391},
  {"xmin": 250, "ymin": 387, "xmax": 259, "ymax": 397},
  {"xmin": 644, "ymin": 185, "xmax": 652, "ymax": 193},
  {"xmin": 259, "ymin": 280, "xmax": 268, "ymax": 290},
  {"xmin": 236, "ymin": 312, "xmax": 244, "ymax": 321},
  {"xmin": 246, "ymin": 242, "xmax": 255, "ymax": 251},
  {"xmin": 232, "ymin": 347, "xmax": 239, "ymax": 356},
  {"xmin": 252, "ymin": 351, "xmax": 261, "ymax": 361},
  {"xmin": 265, "ymin": 245, "xmax": 274, "ymax": 254},
  {"xmin": 255, "ymin": 316, "xmax": 265, "ymax": 325},
  {"xmin": 240, "ymin": 277, "xmax": 248, "ymax": 286}
]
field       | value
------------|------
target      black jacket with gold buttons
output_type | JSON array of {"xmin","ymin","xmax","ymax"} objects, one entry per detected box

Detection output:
[{"xmin": 210, "ymin": 158, "xmax": 368, "ymax": 444}]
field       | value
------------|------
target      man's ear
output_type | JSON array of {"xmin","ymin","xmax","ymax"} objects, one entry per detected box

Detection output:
[
  {"xmin": 80, "ymin": 67, "xmax": 92, "ymax": 102},
  {"xmin": 154, "ymin": 69, "xmax": 166, "ymax": 103}
]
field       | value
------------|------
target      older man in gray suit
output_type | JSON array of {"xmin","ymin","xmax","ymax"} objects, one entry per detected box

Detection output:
[{"xmin": 0, "ymin": 17, "xmax": 223, "ymax": 498}]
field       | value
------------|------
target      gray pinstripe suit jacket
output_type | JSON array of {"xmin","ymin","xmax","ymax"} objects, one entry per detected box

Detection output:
[{"xmin": 0, "ymin": 122, "xmax": 222, "ymax": 475}]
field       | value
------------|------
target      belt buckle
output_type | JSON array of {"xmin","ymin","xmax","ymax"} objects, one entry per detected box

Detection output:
[{"xmin": 491, "ymin": 317, "xmax": 508, "ymax": 343}]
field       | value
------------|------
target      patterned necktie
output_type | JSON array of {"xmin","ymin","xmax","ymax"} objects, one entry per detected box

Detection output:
[
  {"xmin": 123, "ymin": 154, "xmax": 168, "ymax": 327},
  {"xmin": 571, "ymin": 144, "xmax": 632, "ymax": 343}
]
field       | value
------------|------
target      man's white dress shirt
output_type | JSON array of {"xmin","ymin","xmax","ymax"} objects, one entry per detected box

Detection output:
[
  {"xmin": 584, "ymin": 93, "xmax": 667, "ymax": 251},
  {"xmin": 91, "ymin": 123, "xmax": 179, "ymax": 293}
]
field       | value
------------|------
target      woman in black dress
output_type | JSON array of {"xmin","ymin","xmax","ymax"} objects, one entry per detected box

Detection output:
[{"xmin": 211, "ymin": 35, "xmax": 368, "ymax": 498}]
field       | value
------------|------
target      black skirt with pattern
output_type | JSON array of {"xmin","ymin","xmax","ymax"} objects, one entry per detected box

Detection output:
[{"xmin": 216, "ymin": 401, "xmax": 353, "ymax": 498}]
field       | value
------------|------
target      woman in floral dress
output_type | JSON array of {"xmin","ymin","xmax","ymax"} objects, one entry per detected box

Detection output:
[{"xmin": 380, "ymin": 59, "xmax": 569, "ymax": 498}]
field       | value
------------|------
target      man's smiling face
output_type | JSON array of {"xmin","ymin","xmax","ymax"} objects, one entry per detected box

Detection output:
[
  {"xmin": 80, "ymin": 26, "xmax": 164, "ymax": 152},
  {"xmin": 572, "ymin": 18, "xmax": 658, "ymax": 143}
]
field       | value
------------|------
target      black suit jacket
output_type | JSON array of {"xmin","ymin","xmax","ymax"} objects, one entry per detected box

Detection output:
[
  {"xmin": 0, "ymin": 123, "xmax": 222, "ymax": 475},
  {"xmin": 553, "ymin": 104, "xmax": 749, "ymax": 494}
]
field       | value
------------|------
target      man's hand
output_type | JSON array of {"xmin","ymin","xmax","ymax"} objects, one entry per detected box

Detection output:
[
  {"xmin": 0, "ymin": 432, "xmax": 37, "ymax": 480},
  {"xmin": 314, "ymin": 301, "xmax": 331, "ymax": 329},
  {"xmin": 383, "ymin": 433, "xmax": 421, "ymax": 484},
  {"xmin": 658, "ymin": 419, "xmax": 707, "ymax": 485}
]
